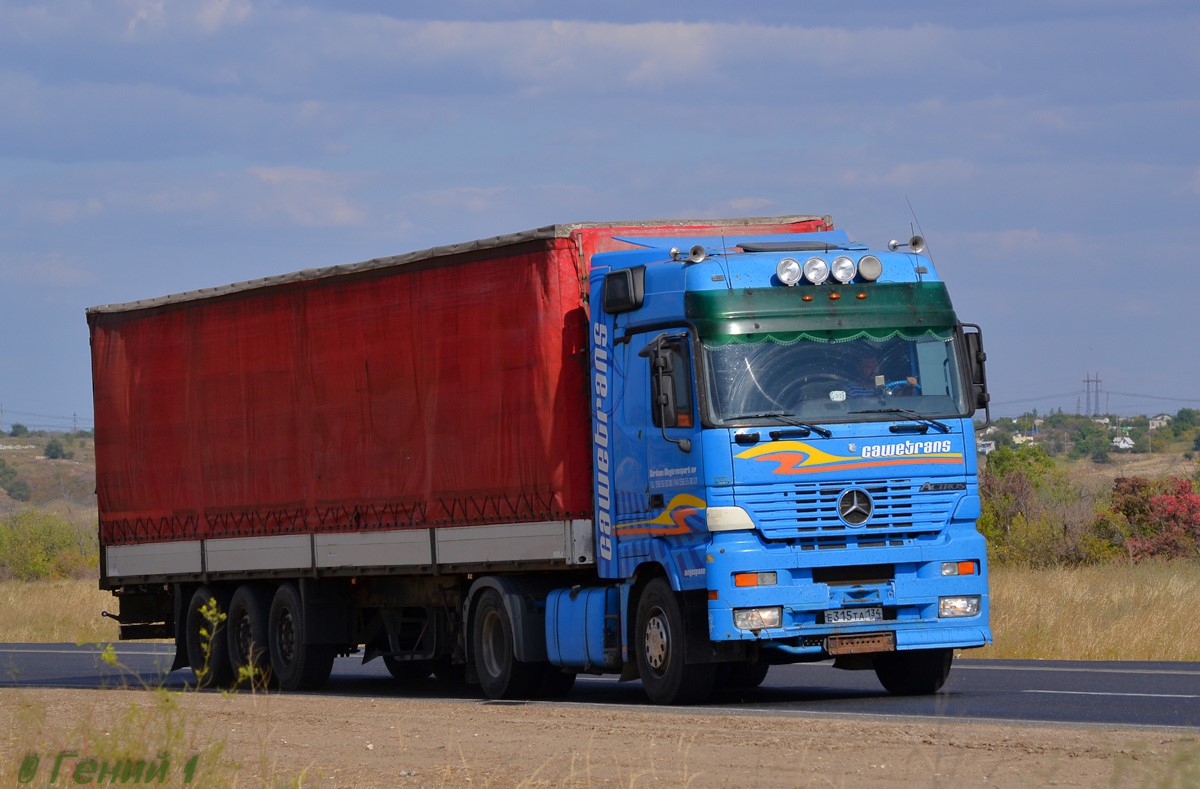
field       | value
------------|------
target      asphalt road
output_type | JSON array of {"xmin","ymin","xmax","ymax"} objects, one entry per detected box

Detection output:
[{"xmin": 3, "ymin": 643, "xmax": 1197, "ymax": 729}]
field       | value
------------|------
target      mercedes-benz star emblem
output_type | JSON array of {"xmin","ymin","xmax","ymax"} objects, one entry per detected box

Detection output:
[{"xmin": 838, "ymin": 488, "xmax": 873, "ymax": 526}]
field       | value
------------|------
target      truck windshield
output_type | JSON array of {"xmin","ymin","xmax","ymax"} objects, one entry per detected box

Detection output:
[{"xmin": 702, "ymin": 328, "xmax": 970, "ymax": 425}]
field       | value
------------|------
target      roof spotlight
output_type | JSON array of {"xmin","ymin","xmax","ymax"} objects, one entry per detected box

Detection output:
[
  {"xmin": 802, "ymin": 257, "xmax": 829, "ymax": 285},
  {"xmin": 831, "ymin": 255, "xmax": 857, "ymax": 283},
  {"xmin": 776, "ymin": 257, "xmax": 802, "ymax": 286},
  {"xmin": 857, "ymin": 255, "xmax": 883, "ymax": 281}
]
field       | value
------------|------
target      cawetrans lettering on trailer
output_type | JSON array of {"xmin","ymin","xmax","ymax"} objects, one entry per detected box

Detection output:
[{"xmin": 592, "ymin": 321, "xmax": 613, "ymax": 561}]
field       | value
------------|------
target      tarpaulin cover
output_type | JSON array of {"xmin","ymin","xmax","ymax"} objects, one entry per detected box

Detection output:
[{"xmin": 88, "ymin": 217, "xmax": 832, "ymax": 546}]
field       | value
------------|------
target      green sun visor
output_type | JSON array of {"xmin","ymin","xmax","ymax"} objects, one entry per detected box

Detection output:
[{"xmin": 686, "ymin": 282, "xmax": 958, "ymax": 345}]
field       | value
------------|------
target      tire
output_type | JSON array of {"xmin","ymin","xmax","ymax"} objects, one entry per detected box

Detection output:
[
  {"xmin": 471, "ymin": 588, "xmax": 539, "ymax": 699},
  {"xmin": 382, "ymin": 656, "xmax": 434, "ymax": 681},
  {"xmin": 268, "ymin": 583, "xmax": 336, "ymax": 692},
  {"xmin": 227, "ymin": 584, "xmax": 273, "ymax": 688},
  {"xmin": 874, "ymin": 648, "xmax": 954, "ymax": 696},
  {"xmin": 633, "ymin": 578, "xmax": 715, "ymax": 705},
  {"xmin": 185, "ymin": 585, "xmax": 234, "ymax": 688}
]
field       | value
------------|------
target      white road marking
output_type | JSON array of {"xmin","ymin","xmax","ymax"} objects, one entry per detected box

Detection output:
[{"xmin": 1024, "ymin": 690, "xmax": 1199, "ymax": 699}]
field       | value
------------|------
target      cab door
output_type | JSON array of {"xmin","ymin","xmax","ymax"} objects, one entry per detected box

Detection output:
[{"xmin": 610, "ymin": 331, "xmax": 706, "ymax": 581}]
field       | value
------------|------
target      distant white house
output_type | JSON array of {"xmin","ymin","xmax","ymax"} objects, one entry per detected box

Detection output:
[
  {"xmin": 1013, "ymin": 434, "xmax": 1035, "ymax": 446},
  {"xmin": 1092, "ymin": 417, "xmax": 1111, "ymax": 426},
  {"xmin": 977, "ymin": 440, "xmax": 997, "ymax": 455},
  {"xmin": 1112, "ymin": 436, "xmax": 1135, "ymax": 450},
  {"xmin": 1149, "ymin": 415, "xmax": 1172, "ymax": 431}
]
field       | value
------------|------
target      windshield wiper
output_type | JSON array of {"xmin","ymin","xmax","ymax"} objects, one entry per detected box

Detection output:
[
  {"xmin": 850, "ymin": 408, "xmax": 950, "ymax": 434},
  {"xmin": 730, "ymin": 412, "xmax": 832, "ymax": 438}
]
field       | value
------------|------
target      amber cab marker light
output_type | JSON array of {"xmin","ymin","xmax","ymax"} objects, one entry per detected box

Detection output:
[
  {"xmin": 856, "ymin": 292, "xmax": 868, "ymax": 300},
  {"xmin": 828, "ymin": 292, "xmax": 842, "ymax": 301},
  {"xmin": 802, "ymin": 294, "xmax": 814, "ymax": 302}
]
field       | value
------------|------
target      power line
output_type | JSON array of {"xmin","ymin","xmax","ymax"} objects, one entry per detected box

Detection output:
[{"xmin": 1103, "ymin": 391, "xmax": 1200, "ymax": 404}]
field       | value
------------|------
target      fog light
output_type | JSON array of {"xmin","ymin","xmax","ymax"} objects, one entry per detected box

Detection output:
[
  {"xmin": 733, "ymin": 606, "xmax": 782, "ymax": 630},
  {"xmin": 939, "ymin": 596, "xmax": 980, "ymax": 618}
]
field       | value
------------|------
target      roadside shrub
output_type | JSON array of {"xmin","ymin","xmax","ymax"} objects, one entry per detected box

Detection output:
[
  {"xmin": 980, "ymin": 444, "xmax": 1110, "ymax": 566},
  {"xmin": 0, "ymin": 457, "xmax": 31, "ymax": 501},
  {"xmin": 44, "ymin": 437, "xmax": 74, "ymax": 460},
  {"xmin": 1090, "ymin": 476, "xmax": 1200, "ymax": 561},
  {"xmin": 0, "ymin": 510, "xmax": 98, "ymax": 580}
]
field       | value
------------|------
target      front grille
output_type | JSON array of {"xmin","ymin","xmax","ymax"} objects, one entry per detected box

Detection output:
[{"xmin": 735, "ymin": 477, "xmax": 957, "ymax": 548}]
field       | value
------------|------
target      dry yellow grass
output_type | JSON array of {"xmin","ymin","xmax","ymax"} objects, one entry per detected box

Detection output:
[
  {"xmin": 0, "ymin": 579, "xmax": 119, "ymax": 643},
  {"xmin": 973, "ymin": 561, "xmax": 1200, "ymax": 661}
]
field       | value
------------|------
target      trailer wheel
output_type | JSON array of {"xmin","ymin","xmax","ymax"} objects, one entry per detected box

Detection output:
[
  {"xmin": 185, "ymin": 585, "xmax": 234, "ymax": 688},
  {"xmin": 634, "ymin": 578, "xmax": 714, "ymax": 704},
  {"xmin": 472, "ymin": 588, "xmax": 538, "ymax": 699},
  {"xmin": 268, "ymin": 583, "xmax": 336, "ymax": 691},
  {"xmin": 873, "ymin": 648, "xmax": 953, "ymax": 695},
  {"xmin": 227, "ymin": 584, "xmax": 273, "ymax": 688}
]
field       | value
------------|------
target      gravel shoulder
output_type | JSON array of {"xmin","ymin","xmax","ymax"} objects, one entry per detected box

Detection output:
[{"xmin": 4, "ymin": 687, "xmax": 1198, "ymax": 787}]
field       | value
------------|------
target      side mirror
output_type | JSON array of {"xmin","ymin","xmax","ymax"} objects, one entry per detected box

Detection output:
[{"xmin": 961, "ymin": 324, "xmax": 991, "ymax": 425}]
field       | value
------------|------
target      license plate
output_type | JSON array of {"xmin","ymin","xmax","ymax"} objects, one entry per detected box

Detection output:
[{"xmin": 826, "ymin": 606, "xmax": 883, "ymax": 624}]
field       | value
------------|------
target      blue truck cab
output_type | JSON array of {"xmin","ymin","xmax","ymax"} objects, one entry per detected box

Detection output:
[{"xmin": 557, "ymin": 228, "xmax": 991, "ymax": 703}]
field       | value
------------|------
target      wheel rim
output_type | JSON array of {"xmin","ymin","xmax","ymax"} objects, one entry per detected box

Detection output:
[
  {"xmin": 643, "ymin": 607, "xmax": 669, "ymax": 675},
  {"xmin": 480, "ymin": 609, "xmax": 504, "ymax": 679},
  {"xmin": 277, "ymin": 609, "xmax": 296, "ymax": 666},
  {"xmin": 234, "ymin": 612, "xmax": 252, "ymax": 660}
]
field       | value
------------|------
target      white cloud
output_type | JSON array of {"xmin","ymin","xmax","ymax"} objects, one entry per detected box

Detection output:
[
  {"xmin": 196, "ymin": 0, "xmax": 252, "ymax": 34},
  {"xmin": 0, "ymin": 253, "xmax": 95, "ymax": 288},
  {"xmin": 839, "ymin": 160, "xmax": 979, "ymax": 189},
  {"xmin": 247, "ymin": 166, "xmax": 365, "ymax": 227}
]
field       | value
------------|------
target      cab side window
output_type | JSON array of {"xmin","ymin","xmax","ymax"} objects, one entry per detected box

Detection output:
[{"xmin": 650, "ymin": 338, "xmax": 694, "ymax": 429}]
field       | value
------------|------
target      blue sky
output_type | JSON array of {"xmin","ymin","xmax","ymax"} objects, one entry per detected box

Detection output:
[{"xmin": 2, "ymin": 0, "xmax": 1198, "ymax": 430}]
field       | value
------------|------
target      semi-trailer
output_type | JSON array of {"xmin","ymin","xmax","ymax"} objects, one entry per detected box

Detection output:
[{"xmin": 89, "ymin": 215, "xmax": 991, "ymax": 703}]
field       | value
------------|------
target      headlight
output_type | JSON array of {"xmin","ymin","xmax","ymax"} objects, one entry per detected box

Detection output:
[
  {"xmin": 939, "ymin": 596, "xmax": 981, "ymax": 618},
  {"xmin": 803, "ymin": 257, "xmax": 829, "ymax": 284},
  {"xmin": 776, "ymin": 258, "xmax": 802, "ymax": 286},
  {"xmin": 858, "ymin": 255, "xmax": 883, "ymax": 281},
  {"xmin": 831, "ymin": 256, "xmax": 857, "ymax": 283},
  {"xmin": 707, "ymin": 506, "xmax": 755, "ymax": 532},
  {"xmin": 733, "ymin": 606, "xmax": 782, "ymax": 630}
]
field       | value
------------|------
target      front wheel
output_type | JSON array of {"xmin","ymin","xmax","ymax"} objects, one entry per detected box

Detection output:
[
  {"xmin": 634, "ymin": 578, "xmax": 714, "ymax": 705},
  {"xmin": 873, "ymin": 648, "xmax": 953, "ymax": 695}
]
